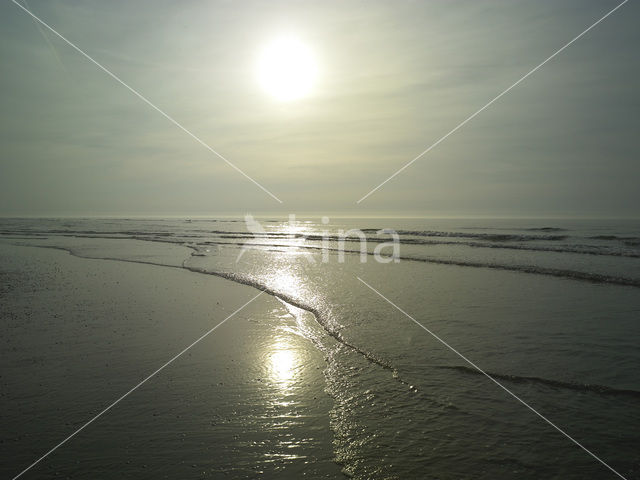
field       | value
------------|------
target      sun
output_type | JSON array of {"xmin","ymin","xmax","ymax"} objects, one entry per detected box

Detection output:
[{"xmin": 257, "ymin": 36, "xmax": 317, "ymax": 102}]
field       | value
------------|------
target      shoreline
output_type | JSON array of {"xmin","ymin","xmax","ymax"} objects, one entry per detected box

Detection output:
[
  {"xmin": 1, "ymin": 242, "xmax": 345, "ymax": 479},
  {"xmin": 9, "ymin": 239, "xmax": 410, "ymax": 384}
]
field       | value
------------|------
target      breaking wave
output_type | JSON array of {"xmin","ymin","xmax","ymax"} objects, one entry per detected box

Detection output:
[{"xmin": 439, "ymin": 365, "xmax": 640, "ymax": 398}]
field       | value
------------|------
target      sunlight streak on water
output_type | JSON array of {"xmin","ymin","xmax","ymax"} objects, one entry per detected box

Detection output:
[
  {"xmin": 267, "ymin": 336, "xmax": 301, "ymax": 396},
  {"xmin": 269, "ymin": 268, "xmax": 303, "ymax": 298},
  {"xmin": 270, "ymin": 347, "xmax": 296, "ymax": 384}
]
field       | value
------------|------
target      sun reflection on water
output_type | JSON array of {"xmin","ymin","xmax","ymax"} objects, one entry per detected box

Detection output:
[
  {"xmin": 268, "ymin": 337, "xmax": 300, "ymax": 392},
  {"xmin": 267, "ymin": 267, "xmax": 304, "ymax": 298},
  {"xmin": 271, "ymin": 348, "xmax": 295, "ymax": 382}
]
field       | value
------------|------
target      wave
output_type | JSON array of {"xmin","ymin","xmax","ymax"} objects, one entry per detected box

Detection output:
[
  {"xmin": 4, "ymin": 227, "xmax": 640, "ymax": 259},
  {"xmin": 391, "ymin": 237, "xmax": 640, "ymax": 259},
  {"xmin": 202, "ymin": 232, "xmax": 640, "ymax": 259},
  {"xmin": 525, "ymin": 227, "xmax": 566, "ymax": 232},
  {"xmin": 180, "ymin": 233, "xmax": 640, "ymax": 259},
  {"xmin": 13, "ymin": 242, "xmax": 412, "ymax": 390},
  {"xmin": 438, "ymin": 365, "xmax": 640, "ymax": 399},
  {"xmin": 589, "ymin": 235, "xmax": 640, "ymax": 247},
  {"xmin": 196, "ymin": 240, "xmax": 640, "ymax": 288},
  {"xmin": 402, "ymin": 255, "xmax": 640, "ymax": 288},
  {"xmin": 363, "ymin": 229, "xmax": 568, "ymax": 242},
  {"xmin": 15, "ymin": 232, "xmax": 640, "ymax": 287},
  {"xmin": 31, "ymin": 227, "xmax": 568, "ymax": 244},
  {"xmin": 590, "ymin": 235, "xmax": 620, "ymax": 240},
  {"xmin": 7, "ymin": 231, "xmax": 640, "ymax": 288},
  {"xmin": 589, "ymin": 235, "xmax": 640, "ymax": 241},
  {"xmin": 182, "ymin": 265, "xmax": 411, "ymax": 386}
]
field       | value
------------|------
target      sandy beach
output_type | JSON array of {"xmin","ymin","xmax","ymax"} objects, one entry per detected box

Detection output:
[{"xmin": 1, "ymin": 243, "xmax": 342, "ymax": 479}]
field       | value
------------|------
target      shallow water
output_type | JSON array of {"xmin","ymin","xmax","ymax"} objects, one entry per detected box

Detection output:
[
  {"xmin": 0, "ymin": 244, "xmax": 341, "ymax": 479},
  {"xmin": 1, "ymin": 217, "xmax": 639, "ymax": 479}
]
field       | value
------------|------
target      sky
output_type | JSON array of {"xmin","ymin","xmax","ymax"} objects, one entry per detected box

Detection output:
[{"xmin": 1, "ymin": 0, "xmax": 638, "ymax": 217}]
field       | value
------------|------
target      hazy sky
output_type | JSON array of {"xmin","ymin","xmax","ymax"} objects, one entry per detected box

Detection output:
[{"xmin": 1, "ymin": 0, "xmax": 638, "ymax": 217}]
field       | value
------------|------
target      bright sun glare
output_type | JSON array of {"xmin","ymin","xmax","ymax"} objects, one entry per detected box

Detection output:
[{"xmin": 258, "ymin": 36, "xmax": 317, "ymax": 102}]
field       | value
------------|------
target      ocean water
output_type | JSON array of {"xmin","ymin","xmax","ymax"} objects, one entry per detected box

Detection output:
[{"xmin": 1, "ymin": 217, "xmax": 639, "ymax": 479}]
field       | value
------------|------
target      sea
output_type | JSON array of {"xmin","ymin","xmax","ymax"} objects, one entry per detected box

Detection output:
[{"xmin": 1, "ymin": 217, "xmax": 639, "ymax": 479}]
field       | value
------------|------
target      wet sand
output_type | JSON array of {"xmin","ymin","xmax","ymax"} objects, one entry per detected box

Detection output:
[{"xmin": 1, "ymin": 243, "xmax": 343, "ymax": 479}]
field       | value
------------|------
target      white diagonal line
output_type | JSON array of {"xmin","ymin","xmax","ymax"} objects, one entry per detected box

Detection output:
[
  {"xmin": 356, "ymin": 0, "xmax": 628, "ymax": 204},
  {"xmin": 11, "ymin": 289, "xmax": 265, "ymax": 480},
  {"xmin": 10, "ymin": 0, "xmax": 283, "ymax": 204},
  {"xmin": 21, "ymin": 0, "xmax": 67, "ymax": 73},
  {"xmin": 357, "ymin": 276, "xmax": 627, "ymax": 480}
]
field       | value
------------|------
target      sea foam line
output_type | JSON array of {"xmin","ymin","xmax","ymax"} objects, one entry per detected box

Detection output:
[{"xmin": 437, "ymin": 365, "xmax": 640, "ymax": 399}]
